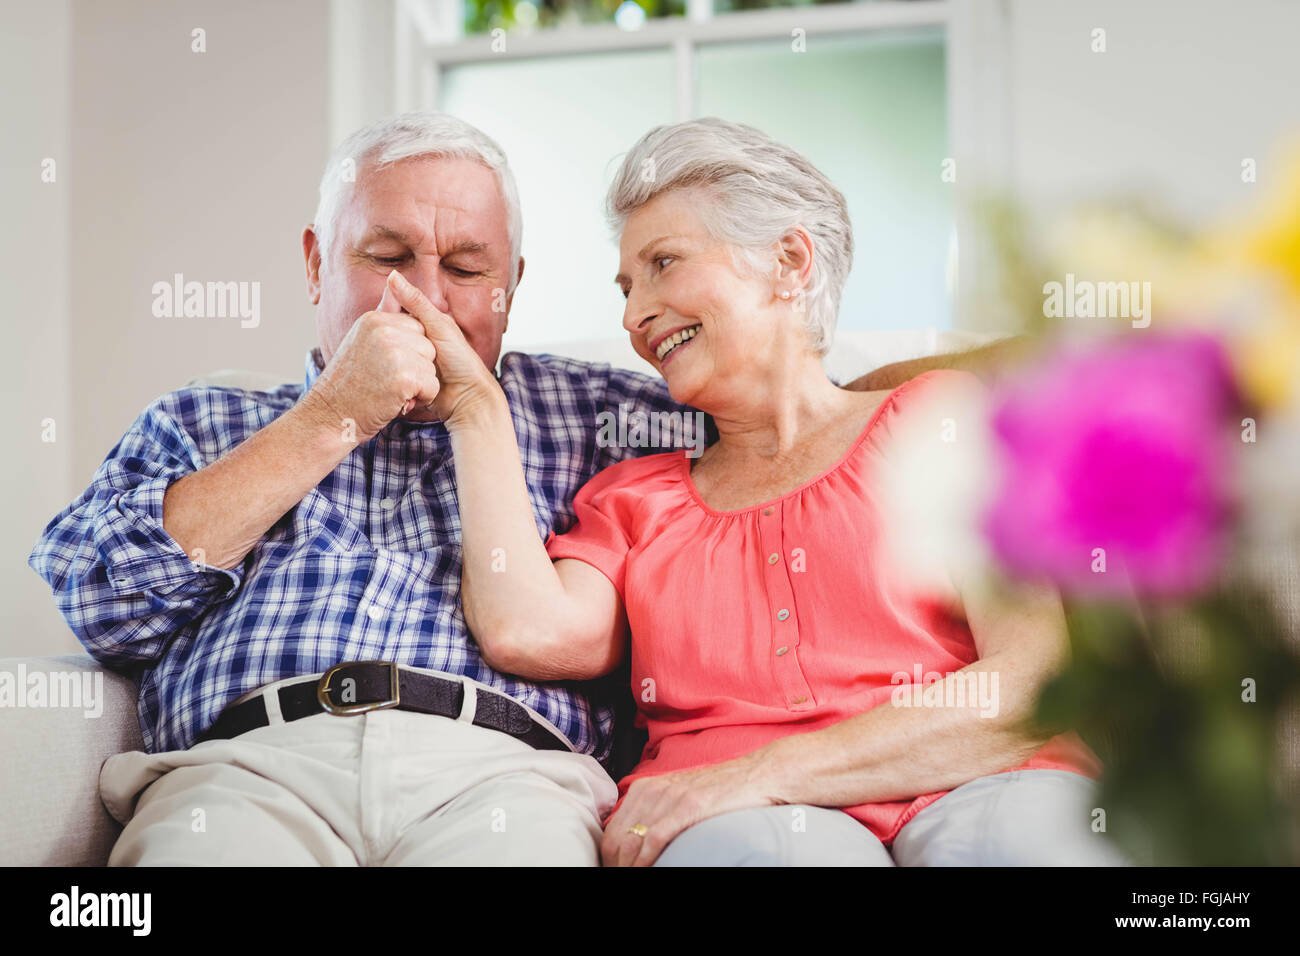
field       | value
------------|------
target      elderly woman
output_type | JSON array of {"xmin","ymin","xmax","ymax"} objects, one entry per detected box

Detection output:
[{"xmin": 424, "ymin": 118, "xmax": 1124, "ymax": 867}]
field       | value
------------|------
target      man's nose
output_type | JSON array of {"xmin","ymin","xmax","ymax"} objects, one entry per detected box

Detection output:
[{"xmin": 399, "ymin": 262, "xmax": 452, "ymax": 314}]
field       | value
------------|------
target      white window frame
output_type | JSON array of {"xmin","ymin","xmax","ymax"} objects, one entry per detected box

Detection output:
[
  {"xmin": 368, "ymin": 0, "xmax": 1013, "ymax": 328},
  {"xmin": 381, "ymin": 0, "xmax": 1011, "ymax": 191},
  {"xmin": 397, "ymin": 0, "xmax": 949, "ymax": 116}
]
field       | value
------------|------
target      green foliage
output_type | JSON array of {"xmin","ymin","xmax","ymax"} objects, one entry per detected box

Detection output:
[
  {"xmin": 1037, "ymin": 590, "xmax": 1300, "ymax": 865},
  {"xmin": 461, "ymin": 0, "xmax": 848, "ymax": 31},
  {"xmin": 464, "ymin": 0, "xmax": 687, "ymax": 34}
]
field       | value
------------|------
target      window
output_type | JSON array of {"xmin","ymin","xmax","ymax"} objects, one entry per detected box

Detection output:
[{"xmin": 397, "ymin": 0, "xmax": 955, "ymax": 349}]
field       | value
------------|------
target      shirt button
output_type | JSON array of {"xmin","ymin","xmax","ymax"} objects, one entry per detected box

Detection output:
[
  {"xmin": 379, "ymin": 497, "xmax": 396, "ymax": 510},
  {"xmin": 767, "ymin": 553, "xmax": 779, "ymax": 565},
  {"xmin": 776, "ymin": 608, "xmax": 790, "ymax": 621},
  {"xmin": 775, "ymin": 646, "xmax": 789, "ymax": 656},
  {"xmin": 366, "ymin": 605, "xmax": 382, "ymax": 621},
  {"xmin": 762, "ymin": 507, "xmax": 774, "ymax": 516}
]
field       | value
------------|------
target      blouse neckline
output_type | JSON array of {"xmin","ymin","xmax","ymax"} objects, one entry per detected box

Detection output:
[{"xmin": 678, "ymin": 375, "xmax": 922, "ymax": 518}]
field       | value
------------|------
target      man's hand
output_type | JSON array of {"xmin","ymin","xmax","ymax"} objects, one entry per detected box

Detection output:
[
  {"xmin": 381, "ymin": 270, "xmax": 505, "ymax": 430},
  {"xmin": 600, "ymin": 754, "xmax": 781, "ymax": 867},
  {"xmin": 298, "ymin": 273, "xmax": 444, "ymax": 443},
  {"xmin": 302, "ymin": 269, "xmax": 505, "ymax": 440}
]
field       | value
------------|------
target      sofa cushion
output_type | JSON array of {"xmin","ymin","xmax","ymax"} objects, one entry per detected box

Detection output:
[{"xmin": 0, "ymin": 655, "xmax": 142, "ymax": 865}]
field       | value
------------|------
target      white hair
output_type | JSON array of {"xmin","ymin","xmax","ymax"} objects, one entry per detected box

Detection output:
[
  {"xmin": 606, "ymin": 117, "xmax": 852, "ymax": 355},
  {"xmin": 313, "ymin": 110, "xmax": 522, "ymax": 293}
]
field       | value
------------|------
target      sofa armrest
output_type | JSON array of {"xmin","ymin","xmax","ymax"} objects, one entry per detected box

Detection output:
[{"xmin": 0, "ymin": 654, "xmax": 142, "ymax": 865}]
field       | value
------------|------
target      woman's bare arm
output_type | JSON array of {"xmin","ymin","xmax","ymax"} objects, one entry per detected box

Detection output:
[
  {"xmin": 749, "ymin": 575, "xmax": 1069, "ymax": 805},
  {"xmin": 450, "ymin": 395, "xmax": 626, "ymax": 681}
]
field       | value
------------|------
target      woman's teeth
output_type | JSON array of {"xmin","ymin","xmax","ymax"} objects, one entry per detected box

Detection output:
[{"xmin": 656, "ymin": 325, "xmax": 701, "ymax": 361}]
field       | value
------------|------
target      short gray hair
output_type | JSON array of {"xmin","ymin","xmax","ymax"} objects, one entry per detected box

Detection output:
[
  {"xmin": 606, "ymin": 118, "xmax": 852, "ymax": 355},
  {"xmin": 313, "ymin": 110, "xmax": 522, "ymax": 293}
]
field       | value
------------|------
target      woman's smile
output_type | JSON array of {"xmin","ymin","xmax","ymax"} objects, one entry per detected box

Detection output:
[{"xmin": 655, "ymin": 324, "xmax": 702, "ymax": 365}]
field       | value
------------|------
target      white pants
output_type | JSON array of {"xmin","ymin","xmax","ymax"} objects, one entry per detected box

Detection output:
[
  {"xmin": 654, "ymin": 770, "xmax": 1141, "ymax": 866},
  {"xmin": 100, "ymin": 707, "xmax": 618, "ymax": 866}
]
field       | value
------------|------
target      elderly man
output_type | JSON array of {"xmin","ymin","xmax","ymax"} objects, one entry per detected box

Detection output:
[{"xmin": 29, "ymin": 111, "xmax": 967, "ymax": 866}]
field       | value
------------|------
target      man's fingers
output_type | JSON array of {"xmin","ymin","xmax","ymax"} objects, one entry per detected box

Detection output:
[
  {"xmin": 397, "ymin": 324, "xmax": 437, "ymax": 364},
  {"xmin": 377, "ymin": 281, "xmax": 404, "ymax": 315},
  {"xmin": 408, "ymin": 364, "xmax": 441, "ymax": 412}
]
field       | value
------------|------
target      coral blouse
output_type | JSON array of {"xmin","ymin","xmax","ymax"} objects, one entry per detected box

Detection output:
[{"xmin": 545, "ymin": 370, "xmax": 1101, "ymax": 845}]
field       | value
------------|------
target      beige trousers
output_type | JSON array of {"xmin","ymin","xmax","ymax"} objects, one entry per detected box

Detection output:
[{"xmin": 99, "ymin": 680, "xmax": 618, "ymax": 866}]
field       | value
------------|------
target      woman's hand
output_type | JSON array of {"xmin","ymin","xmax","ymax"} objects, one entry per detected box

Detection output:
[{"xmin": 600, "ymin": 754, "xmax": 782, "ymax": 867}]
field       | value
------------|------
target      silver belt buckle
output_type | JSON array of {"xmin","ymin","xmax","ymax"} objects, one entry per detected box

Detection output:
[{"xmin": 316, "ymin": 661, "xmax": 400, "ymax": 715}]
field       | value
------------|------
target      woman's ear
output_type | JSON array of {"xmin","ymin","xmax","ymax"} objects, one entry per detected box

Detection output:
[{"xmin": 776, "ymin": 226, "xmax": 815, "ymax": 298}]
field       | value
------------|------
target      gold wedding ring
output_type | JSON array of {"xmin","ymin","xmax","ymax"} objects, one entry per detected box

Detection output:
[{"xmin": 627, "ymin": 823, "xmax": 648, "ymax": 838}]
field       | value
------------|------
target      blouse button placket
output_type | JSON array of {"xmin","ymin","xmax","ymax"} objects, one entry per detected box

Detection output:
[{"xmin": 758, "ymin": 501, "xmax": 815, "ymax": 711}]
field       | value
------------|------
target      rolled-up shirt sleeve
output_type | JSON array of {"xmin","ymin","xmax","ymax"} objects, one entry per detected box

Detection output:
[{"xmin": 29, "ymin": 396, "xmax": 242, "ymax": 666}]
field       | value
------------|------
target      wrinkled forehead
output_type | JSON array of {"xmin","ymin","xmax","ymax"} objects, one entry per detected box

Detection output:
[
  {"xmin": 340, "ymin": 155, "xmax": 511, "ymax": 248},
  {"xmin": 618, "ymin": 187, "xmax": 712, "ymax": 256}
]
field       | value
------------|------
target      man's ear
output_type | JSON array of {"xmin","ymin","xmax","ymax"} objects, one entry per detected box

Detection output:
[
  {"xmin": 503, "ymin": 256, "xmax": 525, "ymax": 332},
  {"xmin": 303, "ymin": 226, "xmax": 323, "ymax": 305}
]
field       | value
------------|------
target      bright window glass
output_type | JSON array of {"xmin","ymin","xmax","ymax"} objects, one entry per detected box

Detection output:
[
  {"xmin": 440, "ymin": 29, "xmax": 950, "ymax": 352},
  {"xmin": 696, "ymin": 31, "xmax": 951, "ymax": 335},
  {"xmin": 440, "ymin": 50, "xmax": 677, "ymax": 350}
]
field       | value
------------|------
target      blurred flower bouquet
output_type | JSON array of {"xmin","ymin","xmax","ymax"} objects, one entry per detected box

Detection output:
[{"xmin": 883, "ymin": 143, "xmax": 1300, "ymax": 864}]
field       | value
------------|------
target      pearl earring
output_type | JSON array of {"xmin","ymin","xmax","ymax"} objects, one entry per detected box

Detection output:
[{"xmin": 779, "ymin": 290, "xmax": 792, "ymax": 300}]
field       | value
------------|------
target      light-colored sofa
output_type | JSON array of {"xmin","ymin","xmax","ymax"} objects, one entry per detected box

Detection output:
[
  {"xmin": 1, "ymin": 655, "xmax": 144, "ymax": 865},
  {"xmin": 8, "ymin": 329, "xmax": 1294, "ymax": 866}
]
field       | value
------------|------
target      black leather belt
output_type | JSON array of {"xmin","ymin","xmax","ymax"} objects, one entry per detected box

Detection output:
[{"xmin": 197, "ymin": 661, "xmax": 571, "ymax": 752}]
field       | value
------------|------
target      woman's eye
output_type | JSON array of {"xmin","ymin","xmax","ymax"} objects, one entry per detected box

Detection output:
[
  {"xmin": 445, "ymin": 265, "xmax": 479, "ymax": 278},
  {"xmin": 654, "ymin": 256, "xmax": 674, "ymax": 271},
  {"xmin": 373, "ymin": 255, "xmax": 406, "ymax": 266}
]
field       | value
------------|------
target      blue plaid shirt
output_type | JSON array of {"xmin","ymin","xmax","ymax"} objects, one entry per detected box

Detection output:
[{"xmin": 30, "ymin": 349, "xmax": 690, "ymax": 760}]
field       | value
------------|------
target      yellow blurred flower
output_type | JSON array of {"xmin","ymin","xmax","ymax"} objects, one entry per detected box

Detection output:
[
  {"xmin": 1209, "ymin": 139, "xmax": 1300, "ymax": 408},
  {"xmin": 1038, "ymin": 140, "xmax": 1300, "ymax": 408},
  {"xmin": 1236, "ymin": 308, "xmax": 1300, "ymax": 411},
  {"xmin": 1218, "ymin": 144, "xmax": 1300, "ymax": 301},
  {"xmin": 1040, "ymin": 205, "xmax": 1254, "ymax": 333}
]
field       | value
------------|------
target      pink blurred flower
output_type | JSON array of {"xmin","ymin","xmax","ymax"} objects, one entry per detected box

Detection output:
[{"xmin": 985, "ymin": 333, "xmax": 1239, "ymax": 597}]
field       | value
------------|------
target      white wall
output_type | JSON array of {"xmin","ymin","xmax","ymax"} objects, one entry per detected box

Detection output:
[
  {"xmin": 1003, "ymin": 0, "xmax": 1300, "ymax": 223},
  {"xmin": 949, "ymin": 0, "xmax": 1300, "ymax": 333},
  {"xmin": 0, "ymin": 0, "xmax": 75, "ymax": 656},
  {"xmin": 1, "ymin": 0, "xmax": 330, "ymax": 657},
  {"xmin": 68, "ymin": 0, "xmax": 330, "ymax": 490},
  {"xmin": 329, "ymin": 0, "xmax": 396, "ymax": 147}
]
